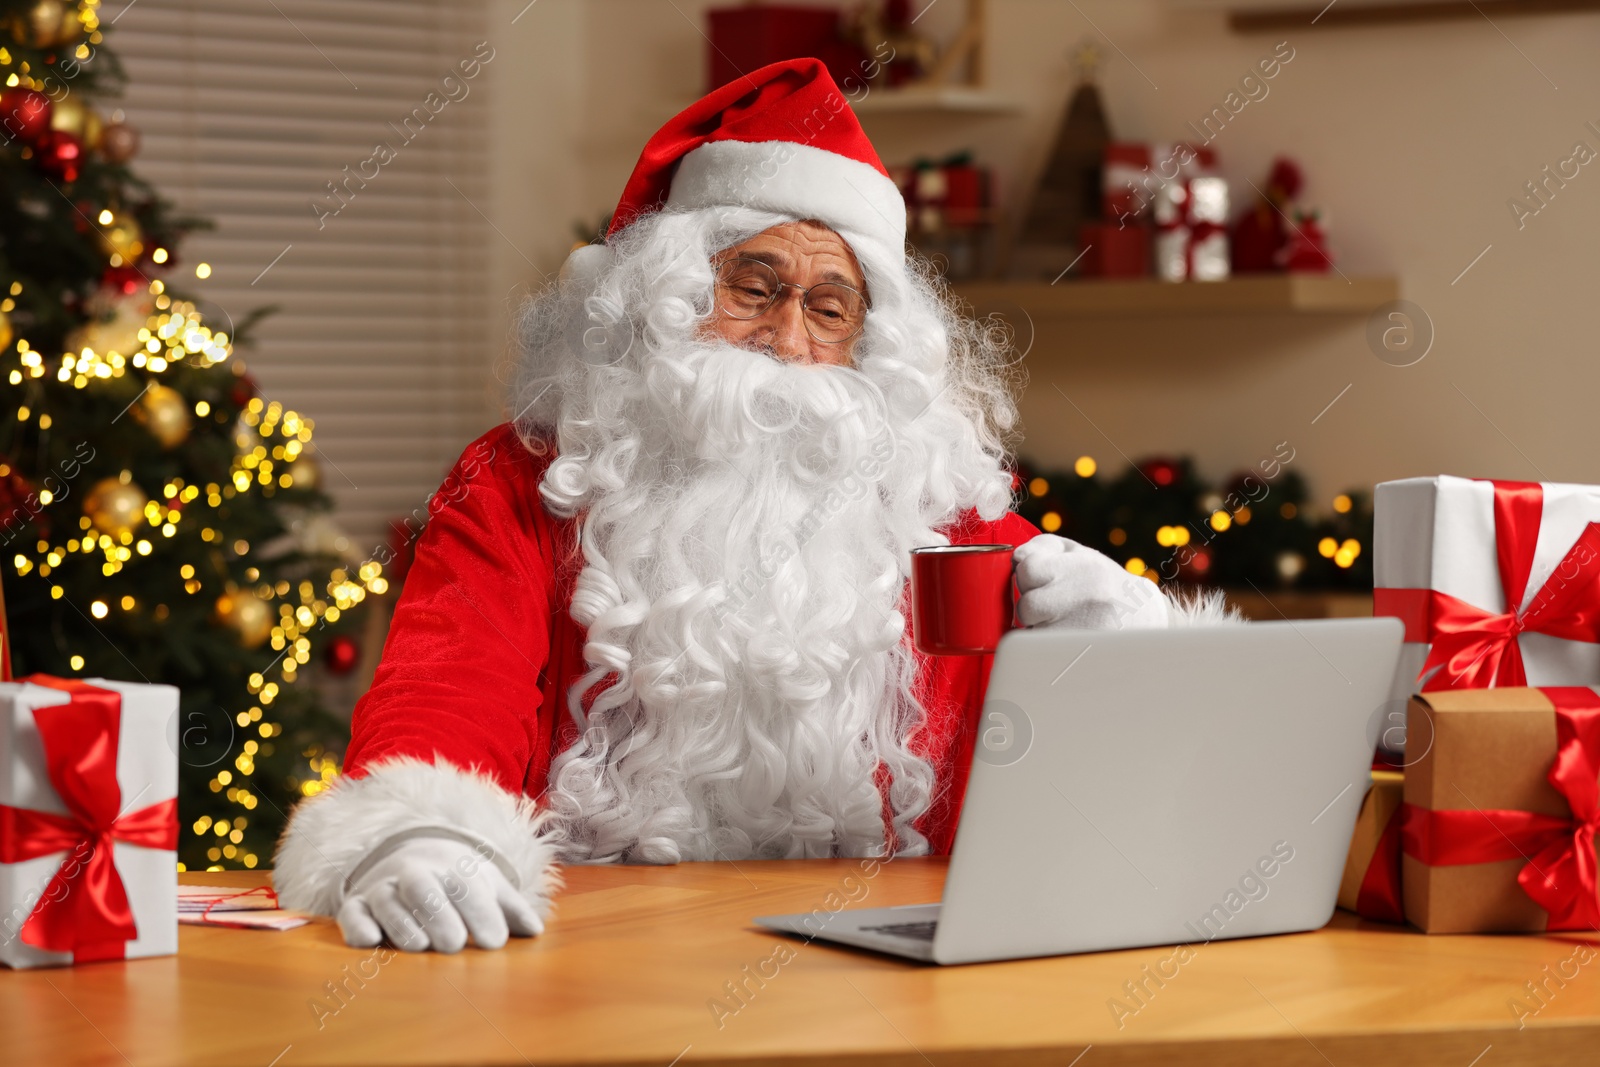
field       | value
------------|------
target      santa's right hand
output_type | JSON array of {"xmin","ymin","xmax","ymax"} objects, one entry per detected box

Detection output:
[{"xmin": 336, "ymin": 836, "xmax": 543, "ymax": 952}]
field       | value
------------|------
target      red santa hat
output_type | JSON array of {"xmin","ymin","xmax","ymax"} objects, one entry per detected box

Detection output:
[{"xmin": 561, "ymin": 57, "xmax": 906, "ymax": 290}]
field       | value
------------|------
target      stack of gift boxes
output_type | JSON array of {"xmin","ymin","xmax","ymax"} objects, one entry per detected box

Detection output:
[
  {"xmin": 1343, "ymin": 475, "xmax": 1600, "ymax": 932},
  {"xmin": 1083, "ymin": 141, "xmax": 1231, "ymax": 282},
  {"xmin": 890, "ymin": 153, "xmax": 995, "ymax": 281}
]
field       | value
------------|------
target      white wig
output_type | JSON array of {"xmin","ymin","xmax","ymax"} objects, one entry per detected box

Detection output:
[{"xmin": 507, "ymin": 204, "xmax": 1022, "ymax": 864}]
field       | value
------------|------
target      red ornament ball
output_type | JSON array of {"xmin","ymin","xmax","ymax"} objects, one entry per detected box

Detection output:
[
  {"xmin": 0, "ymin": 88, "xmax": 52, "ymax": 145},
  {"xmin": 102, "ymin": 265, "xmax": 145, "ymax": 295},
  {"xmin": 34, "ymin": 129, "xmax": 84, "ymax": 183},
  {"xmin": 0, "ymin": 462, "xmax": 33, "ymax": 518},
  {"xmin": 325, "ymin": 635, "xmax": 360, "ymax": 675},
  {"xmin": 228, "ymin": 373, "xmax": 258, "ymax": 409},
  {"xmin": 1138, "ymin": 458, "xmax": 1182, "ymax": 489},
  {"xmin": 1178, "ymin": 545, "xmax": 1214, "ymax": 581},
  {"xmin": 98, "ymin": 120, "xmax": 140, "ymax": 163}
]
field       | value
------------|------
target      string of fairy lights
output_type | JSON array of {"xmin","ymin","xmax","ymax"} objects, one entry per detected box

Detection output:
[
  {"xmin": 1023, "ymin": 459, "xmax": 1365, "ymax": 581},
  {"xmin": 0, "ymin": 0, "xmax": 389, "ymax": 870},
  {"xmin": 5, "ymin": 278, "xmax": 386, "ymax": 870}
]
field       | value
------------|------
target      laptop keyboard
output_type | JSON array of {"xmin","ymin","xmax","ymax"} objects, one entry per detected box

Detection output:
[{"xmin": 860, "ymin": 920, "xmax": 938, "ymax": 942}]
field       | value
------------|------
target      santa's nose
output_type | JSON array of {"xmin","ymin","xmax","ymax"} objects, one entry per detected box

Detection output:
[{"xmin": 765, "ymin": 290, "xmax": 813, "ymax": 363}]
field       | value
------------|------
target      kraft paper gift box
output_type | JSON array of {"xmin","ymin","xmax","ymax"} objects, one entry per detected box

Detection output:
[
  {"xmin": 1401, "ymin": 687, "xmax": 1600, "ymax": 934},
  {"xmin": 1374, "ymin": 476, "xmax": 1600, "ymax": 702},
  {"xmin": 1337, "ymin": 769, "xmax": 1405, "ymax": 923},
  {"xmin": 0, "ymin": 676, "xmax": 179, "ymax": 968}
]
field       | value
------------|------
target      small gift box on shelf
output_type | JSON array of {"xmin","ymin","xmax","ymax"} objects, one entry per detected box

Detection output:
[
  {"xmin": 893, "ymin": 153, "xmax": 993, "ymax": 234},
  {"xmin": 892, "ymin": 152, "xmax": 996, "ymax": 281},
  {"xmin": 1099, "ymin": 141, "xmax": 1227, "ymax": 281},
  {"xmin": 1102, "ymin": 142, "xmax": 1155, "ymax": 224},
  {"xmin": 0, "ymin": 676, "xmax": 179, "ymax": 968},
  {"xmin": 1374, "ymin": 476, "xmax": 1600, "ymax": 701},
  {"xmin": 1337, "ymin": 769, "xmax": 1405, "ymax": 923},
  {"xmin": 1076, "ymin": 221, "xmax": 1149, "ymax": 279},
  {"xmin": 1401, "ymin": 686, "xmax": 1600, "ymax": 934},
  {"xmin": 1186, "ymin": 175, "xmax": 1230, "ymax": 282}
]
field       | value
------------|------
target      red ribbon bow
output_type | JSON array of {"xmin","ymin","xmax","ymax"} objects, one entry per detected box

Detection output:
[
  {"xmin": 1353, "ymin": 798, "xmax": 1405, "ymax": 924},
  {"xmin": 1375, "ymin": 480, "xmax": 1600, "ymax": 691},
  {"xmin": 1401, "ymin": 686, "xmax": 1600, "ymax": 930},
  {"xmin": 0, "ymin": 676, "xmax": 176, "ymax": 961}
]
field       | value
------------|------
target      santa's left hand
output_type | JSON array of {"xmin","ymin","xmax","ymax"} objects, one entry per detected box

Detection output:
[{"xmin": 1013, "ymin": 534, "xmax": 1170, "ymax": 630}]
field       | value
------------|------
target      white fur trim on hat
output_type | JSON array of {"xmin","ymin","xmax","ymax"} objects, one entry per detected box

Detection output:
[
  {"xmin": 668, "ymin": 140, "xmax": 906, "ymax": 266},
  {"xmin": 273, "ymin": 756, "xmax": 562, "ymax": 921}
]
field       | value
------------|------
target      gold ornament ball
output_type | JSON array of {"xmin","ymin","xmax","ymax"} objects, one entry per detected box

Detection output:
[
  {"xmin": 289, "ymin": 452, "xmax": 320, "ymax": 491},
  {"xmin": 0, "ymin": 309, "xmax": 11, "ymax": 352},
  {"xmin": 99, "ymin": 214, "xmax": 143, "ymax": 262},
  {"xmin": 52, "ymin": 0, "xmax": 83, "ymax": 46},
  {"xmin": 49, "ymin": 94, "xmax": 101, "ymax": 148},
  {"xmin": 68, "ymin": 289, "xmax": 153, "ymax": 359},
  {"xmin": 216, "ymin": 590, "xmax": 273, "ymax": 649},
  {"xmin": 99, "ymin": 121, "xmax": 140, "ymax": 164},
  {"xmin": 133, "ymin": 383, "xmax": 192, "ymax": 448},
  {"xmin": 84, "ymin": 477, "xmax": 148, "ymax": 538},
  {"xmin": 12, "ymin": 0, "xmax": 75, "ymax": 48}
]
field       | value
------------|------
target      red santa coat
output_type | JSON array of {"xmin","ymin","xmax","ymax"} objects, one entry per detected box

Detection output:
[{"xmin": 341, "ymin": 423, "xmax": 1038, "ymax": 858}]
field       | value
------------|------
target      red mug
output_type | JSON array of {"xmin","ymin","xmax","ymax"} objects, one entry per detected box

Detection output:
[{"xmin": 909, "ymin": 544, "xmax": 1015, "ymax": 656}]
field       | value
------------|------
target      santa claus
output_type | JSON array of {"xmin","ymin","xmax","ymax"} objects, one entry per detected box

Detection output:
[{"xmin": 275, "ymin": 58, "xmax": 1229, "ymax": 953}]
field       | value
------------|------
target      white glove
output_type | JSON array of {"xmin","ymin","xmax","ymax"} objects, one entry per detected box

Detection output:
[
  {"xmin": 1013, "ymin": 533, "xmax": 1171, "ymax": 630},
  {"xmin": 336, "ymin": 835, "xmax": 543, "ymax": 953}
]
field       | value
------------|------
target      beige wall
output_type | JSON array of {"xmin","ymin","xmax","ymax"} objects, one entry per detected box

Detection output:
[{"xmin": 484, "ymin": 0, "xmax": 1600, "ymax": 503}]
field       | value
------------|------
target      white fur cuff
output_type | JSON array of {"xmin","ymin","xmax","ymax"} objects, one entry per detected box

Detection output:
[
  {"xmin": 272, "ymin": 756, "xmax": 562, "ymax": 920},
  {"xmin": 1164, "ymin": 587, "xmax": 1247, "ymax": 627}
]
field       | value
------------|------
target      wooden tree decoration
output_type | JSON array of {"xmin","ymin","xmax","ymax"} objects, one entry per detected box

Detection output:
[{"xmin": 1008, "ymin": 41, "xmax": 1112, "ymax": 278}]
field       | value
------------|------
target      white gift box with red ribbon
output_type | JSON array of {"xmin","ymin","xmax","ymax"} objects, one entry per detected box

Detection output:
[
  {"xmin": 0, "ymin": 677, "xmax": 179, "ymax": 969},
  {"xmin": 1374, "ymin": 476, "xmax": 1600, "ymax": 702}
]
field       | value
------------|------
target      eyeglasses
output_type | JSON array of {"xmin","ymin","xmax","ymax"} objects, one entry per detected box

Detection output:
[{"xmin": 712, "ymin": 257, "xmax": 870, "ymax": 345}]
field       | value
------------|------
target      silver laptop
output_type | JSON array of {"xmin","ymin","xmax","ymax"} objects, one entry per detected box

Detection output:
[{"xmin": 755, "ymin": 617, "xmax": 1404, "ymax": 964}]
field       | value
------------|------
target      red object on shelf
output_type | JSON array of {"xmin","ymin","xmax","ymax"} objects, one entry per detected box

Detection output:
[
  {"xmin": 942, "ymin": 164, "xmax": 987, "ymax": 227},
  {"xmin": 1077, "ymin": 221, "xmax": 1149, "ymax": 279},
  {"xmin": 1281, "ymin": 212, "xmax": 1333, "ymax": 273},
  {"xmin": 1101, "ymin": 142, "xmax": 1151, "ymax": 222},
  {"xmin": 896, "ymin": 155, "xmax": 992, "ymax": 234},
  {"xmin": 1102, "ymin": 142, "xmax": 1218, "ymax": 225},
  {"xmin": 706, "ymin": 5, "xmax": 858, "ymax": 92},
  {"xmin": 1232, "ymin": 156, "xmax": 1304, "ymax": 273}
]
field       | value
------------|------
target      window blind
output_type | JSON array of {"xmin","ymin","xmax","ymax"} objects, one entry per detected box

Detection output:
[{"xmin": 112, "ymin": 0, "xmax": 496, "ymax": 551}]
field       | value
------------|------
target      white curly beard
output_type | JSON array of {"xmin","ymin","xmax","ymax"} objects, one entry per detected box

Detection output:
[{"xmin": 510, "ymin": 205, "xmax": 1019, "ymax": 865}]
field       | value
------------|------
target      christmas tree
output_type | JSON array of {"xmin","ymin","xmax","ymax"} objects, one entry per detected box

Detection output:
[
  {"xmin": 1012, "ymin": 453, "xmax": 1375, "ymax": 593},
  {"xmin": 0, "ymin": 0, "xmax": 385, "ymax": 870}
]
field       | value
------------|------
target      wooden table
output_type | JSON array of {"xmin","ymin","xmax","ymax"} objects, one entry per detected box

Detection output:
[{"xmin": 6, "ymin": 859, "xmax": 1600, "ymax": 1066}]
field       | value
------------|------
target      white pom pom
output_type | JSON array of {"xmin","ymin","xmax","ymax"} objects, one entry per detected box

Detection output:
[{"xmin": 558, "ymin": 243, "xmax": 614, "ymax": 295}]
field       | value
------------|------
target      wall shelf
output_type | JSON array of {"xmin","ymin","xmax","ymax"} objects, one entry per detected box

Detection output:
[
  {"xmin": 851, "ymin": 86, "xmax": 1023, "ymax": 115},
  {"xmin": 951, "ymin": 274, "xmax": 1399, "ymax": 319},
  {"xmin": 1228, "ymin": 0, "xmax": 1600, "ymax": 33}
]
